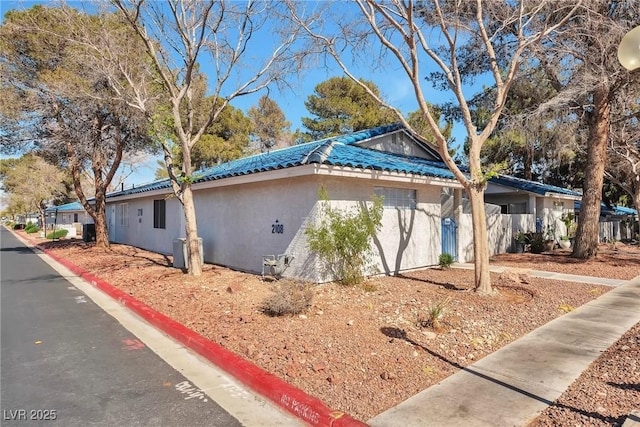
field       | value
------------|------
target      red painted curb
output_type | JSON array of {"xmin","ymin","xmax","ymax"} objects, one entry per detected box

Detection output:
[{"xmin": 36, "ymin": 244, "xmax": 368, "ymax": 427}]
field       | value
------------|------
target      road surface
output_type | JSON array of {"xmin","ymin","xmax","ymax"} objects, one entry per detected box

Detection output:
[{"xmin": 0, "ymin": 228, "xmax": 299, "ymax": 426}]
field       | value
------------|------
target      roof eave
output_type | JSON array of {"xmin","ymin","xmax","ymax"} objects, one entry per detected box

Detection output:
[{"xmin": 544, "ymin": 192, "xmax": 581, "ymax": 201}]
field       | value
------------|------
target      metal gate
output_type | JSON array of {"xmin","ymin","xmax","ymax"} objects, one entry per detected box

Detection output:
[{"xmin": 441, "ymin": 217, "xmax": 458, "ymax": 261}]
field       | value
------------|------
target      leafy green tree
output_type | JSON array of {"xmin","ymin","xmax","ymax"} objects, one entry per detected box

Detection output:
[
  {"xmin": 305, "ymin": 187, "xmax": 383, "ymax": 286},
  {"xmin": 0, "ymin": 5, "xmax": 154, "ymax": 248},
  {"xmin": 470, "ymin": 65, "xmax": 581, "ymax": 187},
  {"xmin": 530, "ymin": 1, "xmax": 640, "ymax": 259},
  {"xmin": 0, "ymin": 155, "xmax": 67, "ymax": 228},
  {"xmin": 174, "ymin": 103, "xmax": 252, "ymax": 169},
  {"xmin": 248, "ymin": 95, "xmax": 292, "ymax": 152},
  {"xmin": 302, "ymin": 76, "xmax": 396, "ymax": 140},
  {"xmin": 407, "ymin": 107, "xmax": 454, "ymax": 155}
]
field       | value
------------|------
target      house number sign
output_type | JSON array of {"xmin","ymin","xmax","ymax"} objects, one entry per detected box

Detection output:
[{"xmin": 272, "ymin": 219, "xmax": 284, "ymax": 234}]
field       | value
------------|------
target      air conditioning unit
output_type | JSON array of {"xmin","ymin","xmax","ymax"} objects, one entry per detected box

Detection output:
[{"xmin": 172, "ymin": 237, "xmax": 204, "ymax": 269}]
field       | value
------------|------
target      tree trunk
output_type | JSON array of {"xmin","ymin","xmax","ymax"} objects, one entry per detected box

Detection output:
[
  {"xmin": 523, "ymin": 146, "xmax": 533, "ymax": 181},
  {"xmin": 572, "ymin": 85, "xmax": 610, "ymax": 259},
  {"xmin": 93, "ymin": 190, "xmax": 109, "ymax": 249},
  {"xmin": 182, "ymin": 184, "xmax": 203, "ymax": 276},
  {"xmin": 634, "ymin": 189, "xmax": 640, "ymax": 240},
  {"xmin": 468, "ymin": 185, "xmax": 492, "ymax": 295},
  {"xmin": 38, "ymin": 205, "xmax": 46, "ymax": 232}
]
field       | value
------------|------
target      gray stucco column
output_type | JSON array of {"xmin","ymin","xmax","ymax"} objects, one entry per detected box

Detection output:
[{"xmin": 454, "ymin": 189, "xmax": 463, "ymax": 261}]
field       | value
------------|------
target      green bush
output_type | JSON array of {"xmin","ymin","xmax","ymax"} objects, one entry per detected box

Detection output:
[
  {"xmin": 25, "ymin": 224, "xmax": 40, "ymax": 233},
  {"xmin": 439, "ymin": 253, "xmax": 454, "ymax": 269},
  {"xmin": 262, "ymin": 280, "xmax": 314, "ymax": 316},
  {"xmin": 530, "ymin": 232, "xmax": 545, "ymax": 254},
  {"xmin": 305, "ymin": 187, "xmax": 384, "ymax": 286},
  {"xmin": 46, "ymin": 229, "xmax": 68, "ymax": 239}
]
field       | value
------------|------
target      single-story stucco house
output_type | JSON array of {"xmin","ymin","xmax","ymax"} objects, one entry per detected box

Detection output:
[
  {"xmin": 93, "ymin": 123, "xmax": 583, "ymax": 282},
  {"xmin": 45, "ymin": 201, "xmax": 94, "ymax": 238}
]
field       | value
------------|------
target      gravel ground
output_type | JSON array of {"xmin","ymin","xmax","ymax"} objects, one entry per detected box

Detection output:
[{"xmin": 16, "ymin": 231, "xmax": 640, "ymax": 425}]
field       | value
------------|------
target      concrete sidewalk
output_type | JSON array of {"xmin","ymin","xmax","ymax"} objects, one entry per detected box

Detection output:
[
  {"xmin": 452, "ymin": 262, "xmax": 628, "ymax": 287},
  {"xmin": 368, "ymin": 275, "xmax": 640, "ymax": 427}
]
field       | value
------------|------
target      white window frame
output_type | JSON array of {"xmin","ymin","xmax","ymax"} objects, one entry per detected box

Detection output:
[
  {"xmin": 118, "ymin": 203, "xmax": 129, "ymax": 227},
  {"xmin": 374, "ymin": 187, "xmax": 417, "ymax": 209}
]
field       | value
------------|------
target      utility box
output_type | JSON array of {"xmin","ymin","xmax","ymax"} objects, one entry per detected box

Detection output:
[
  {"xmin": 172, "ymin": 237, "xmax": 204, "ymax": 270},
  {"xmin": 82, "ymin": 224, "xmax": 96, "ymax": 242}
]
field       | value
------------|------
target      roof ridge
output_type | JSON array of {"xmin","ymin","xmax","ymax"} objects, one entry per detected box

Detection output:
[{"xmin": 303, "ymin": 140, "xmax": 338, "ymax": 164}]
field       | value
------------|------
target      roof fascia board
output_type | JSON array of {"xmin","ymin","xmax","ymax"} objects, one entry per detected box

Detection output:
[
  {"xmin": 488, "ymin": 182, "xmax": 580, "ymax": 200},
  {"xmin": 314, "ymin": 164, "xmax": 462, "ymax": 188},
  {"xmin": 107, "ymin": 187, "xmax": 174, "ymax": 202},
  {"xmin": 545, "ymin": 192, "xmax": 581, "ymax": 201},
  {"xmin": 107, "ymin": 162, "xmax": 462, "ymax": 203}
]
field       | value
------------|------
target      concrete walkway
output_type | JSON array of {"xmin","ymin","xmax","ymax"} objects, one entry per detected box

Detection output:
[
  {"xmin": 369, "ymin": 274, "xmax": 640, "ymax": 427},
  {"xmin": 452, "ymin": 262, "xmax": 628, "ymax": 287}
]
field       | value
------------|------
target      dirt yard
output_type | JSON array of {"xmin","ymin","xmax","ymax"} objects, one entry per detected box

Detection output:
[{"xmin": 15, "ymin": 230, "xmax": 640, "ymax": 425}]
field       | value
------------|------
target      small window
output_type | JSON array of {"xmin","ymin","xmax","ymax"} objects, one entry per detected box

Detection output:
[
  {"xmin": 501, "ymin": 202, "xmax": 527, "ymax": 214},
  {"xmin": 153, "ymin": 199, "xmax": 166, "ymax": 229},
  {"xmin": 374, "ymin": 187, "xmax": 416, "ymax": 209},
  {"xmin": 118, "ymin": 203, "xmax": 129, "ymax": 227}
]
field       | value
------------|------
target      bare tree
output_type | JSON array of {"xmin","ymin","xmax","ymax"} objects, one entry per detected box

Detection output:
[
  {"xmin": 290, "ymin": 0, "xmax": 580, "ymax": 294},
  {"xmin": 112, "ymin": 0, "xmax": 306, "ymax": 276}
]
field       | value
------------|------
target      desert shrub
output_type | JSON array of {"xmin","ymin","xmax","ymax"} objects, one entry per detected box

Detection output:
[
  {"xmin": 418, "ymin": 297, "xmax": 452, "ymax": 330},
  {"xmin": 46, "ymin": 229, "xmax": 68, "ymax": 239},
  {"xmin": 529, "ymin": 232, "xmax": 545, "ymax": 254},
  {"xmin": 439, "ymin": 253, "xmax": 454, "ymax": 269},
  {"xmin": 25, "ymin": 223, "xmax": 40, "ymax": 233},
  {"xmin": 262, "ymin": 280, "xmax": 314, "ymax": 316},
  {"xmin": 305, "ymin": 187, "xmax": 384, "ymax": 286},
  {"xmin": 362, "ymin": 281, "xmax": 378, "ymax": 292}
]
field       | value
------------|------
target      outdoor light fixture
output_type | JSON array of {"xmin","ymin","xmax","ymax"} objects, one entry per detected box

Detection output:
[{"xmin": 618, "ymin": 25, "xmax": 640, "ymax": 71}]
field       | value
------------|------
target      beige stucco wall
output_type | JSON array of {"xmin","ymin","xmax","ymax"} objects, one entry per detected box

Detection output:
[
  {"xmin": 301, "ymin": 176, "xmax": 442, "ymax": 281},
  {"xmin": 194, "ymin": 176, "xmax": 320, "ymax": 275},
  {"xmin": 104, "ymin": 167, "xmax": 448, "ymax": 281},
  {"xmin": 107, "ymin": 195, "xmax": 182, "ymax": 255},
  {"xmin": 458, "ymin": 213, "xmax": 513, "ymax": 262},
  {"xmin": 193, "ymin": 174, "xmax": 443, "ymax": 282}
]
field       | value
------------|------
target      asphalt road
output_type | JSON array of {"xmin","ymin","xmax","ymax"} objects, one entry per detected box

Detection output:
[{"xmin": 0, "ymin": 228, "xmax": 243, "ymax": 426}]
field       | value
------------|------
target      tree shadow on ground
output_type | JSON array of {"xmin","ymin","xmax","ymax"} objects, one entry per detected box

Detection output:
[
  {"xmin": 40, "ymin": 240, "xmax": 172, "ymax": 268},
  {"xmin": 606, "ymin": 382, "xmax": 640, "ymax": 392},
  {"xmin": 395, "ymin": 273, "xmax": 470, "ymax": 291},
  {"xmin": 379, "ymin": 326, "xmax": 624, "ymax": 425}
]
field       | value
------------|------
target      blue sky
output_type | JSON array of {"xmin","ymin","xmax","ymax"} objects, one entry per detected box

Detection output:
[{"xmin": 1, "ymin": 0, "xmax": 476, "ymax": 194}]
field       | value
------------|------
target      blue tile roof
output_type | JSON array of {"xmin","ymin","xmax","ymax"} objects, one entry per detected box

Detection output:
[
  {"xmin": 489, "ymin": 174, "xmax": 581, "ymax": 197},
  {"xmin": 574, "ymin": 201, "xmax": 638, "ymax": 216},
  {"xmin": 106, "ymin": 124, "xmax": 455, "ymax": 199},
  {"xmin": 103, "ymin": 123, "xmax": 584, "ymax": 201},
  {"xmin": 45, "ymin": 201, "xmax": 87, "ymax": 212}
]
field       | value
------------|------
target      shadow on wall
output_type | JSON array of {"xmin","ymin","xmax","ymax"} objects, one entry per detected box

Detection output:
[
  {"xmin": 372, "ymin": 206, "xmax": 439, "ymax": 276},
  {"xmin": 281, "ymin": 203, "xmax": 328, "ymax": 283}
]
